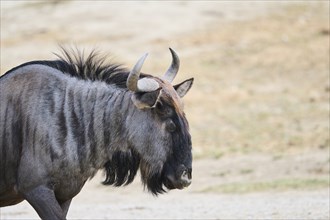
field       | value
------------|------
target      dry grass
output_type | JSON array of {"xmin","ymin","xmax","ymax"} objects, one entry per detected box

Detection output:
[
  {"xmin": 1, "ymin": 2, "xmax": 329, "ymax": 158},
  {"xmin": 175, "ymin": 3, "xmax": 330, "ymax": 157},
  {"xmin": 199, "ymin": 178, "xmax": 330, "ymax": 194}
]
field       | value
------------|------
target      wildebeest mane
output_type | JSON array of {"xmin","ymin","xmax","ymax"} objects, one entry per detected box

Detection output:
[
  {"xmin": 53, "ymin": 48, "xmax": 132, "ymax": 88},
  {"xmin": 103, "ymin": 150, "xmax": 140, "ymax": 186},
  {"xmin": 2, "ymin": 48, "xmax": 148, "ymax": 89}
]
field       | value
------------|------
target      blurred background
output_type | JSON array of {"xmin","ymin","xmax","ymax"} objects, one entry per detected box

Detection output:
[{"xmin": 1, "ymin": 1, "xmax": 329, "ymax": 219}]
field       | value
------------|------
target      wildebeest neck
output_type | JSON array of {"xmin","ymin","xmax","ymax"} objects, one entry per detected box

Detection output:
[{"xmin": 59, "ymin": 79, "xmax": 133, "ymax": 173}]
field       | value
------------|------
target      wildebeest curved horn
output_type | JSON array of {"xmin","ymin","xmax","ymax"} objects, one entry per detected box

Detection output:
[
  {"xmin": 162, "ymin": 48, "xmax": 180, "ymax": 83},
  {"xmin": 127, "ymin": 53, "xmax": 159, "ymax": 92}
]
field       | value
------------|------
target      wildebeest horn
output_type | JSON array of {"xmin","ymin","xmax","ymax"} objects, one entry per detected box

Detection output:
[
  {"xmin": 127, "ymin": 53, "xmax": 159, "ymax": 92},
  {"xmin": 162, "ymin": 48, "xmax": 180, "ymax": 83}
]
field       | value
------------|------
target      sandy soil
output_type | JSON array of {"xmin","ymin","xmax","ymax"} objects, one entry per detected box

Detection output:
[
  {"xmin": 0, "ymin": 1, "xmax": 293, "ymax": 70},
  {"xmin": 3, "ymin": 190, "xmax": 329, "ymax": 219},
  {"xmin": 1, "ymin": 1, "xmax": 329, "ymax": 219},
  {"xmin": 1, "ymin": 150, "xmax": 329, "ymax": 219}
]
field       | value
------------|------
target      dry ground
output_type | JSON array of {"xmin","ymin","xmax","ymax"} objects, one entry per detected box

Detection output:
[
  {"xmin": 1, "ymin": 150, "xmax": 329, "ymax": 219},
  {"xmin": 0, "ymin": 1, "xmax": 329, "ymax": 219}
]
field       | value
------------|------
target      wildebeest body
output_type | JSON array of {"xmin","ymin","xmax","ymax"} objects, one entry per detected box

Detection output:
[{"xmin": 0, "ymin": 49, "xmax": 194, "ymax": 219}]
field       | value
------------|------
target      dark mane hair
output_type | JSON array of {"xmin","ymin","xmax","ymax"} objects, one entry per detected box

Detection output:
[
  {"xmin": 103, "ymin": 149, "xmax": 168, "ymax": 195},
  {"xmin": 103, "ymin": 150, "xmax": 140, "ymax": 187},
  {"xmin": 53, "ymin": 48, "xmax": 130, "ymax": 88},
  {"xmin": 2, "ymin": 48, "xmax": 144, "ymax": 89}
]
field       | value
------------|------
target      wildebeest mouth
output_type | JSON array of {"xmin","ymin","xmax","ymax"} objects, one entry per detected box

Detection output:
[{"xmin": 164, "ymin": 165, "xmax": 192, "ymax": 190}]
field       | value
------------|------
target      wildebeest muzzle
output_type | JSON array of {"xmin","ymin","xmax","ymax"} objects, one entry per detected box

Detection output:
[{"xmin": 164, "ymin": 164, "xmax": 192, "ymax": 189}]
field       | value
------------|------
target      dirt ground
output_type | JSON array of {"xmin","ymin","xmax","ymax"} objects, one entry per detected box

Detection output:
[
  {"xmin": 1, "ymin": 1, "xmax": 329, "ymax": 219},
  {"xmin": 1, "ymin": 150, "xmax": 329, "ymax": 219}
]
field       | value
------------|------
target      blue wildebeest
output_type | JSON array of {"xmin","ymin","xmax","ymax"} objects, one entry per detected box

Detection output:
[{"xmin": 0, "ymin": 48, "xmax": 194, "ymax": 219}]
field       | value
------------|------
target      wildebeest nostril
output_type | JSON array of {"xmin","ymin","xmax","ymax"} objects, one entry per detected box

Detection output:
[
  {"xmin": 178, "ymin": 165, "xmax": 192, "ymax": 179},
  {"xmin": 181, "ymin": 168, "xmax": 192, "ymax": 181},
  {"xmin": 187, "ymin": 168, "xmax": 192, "ymax": 179},
  {"xmin": 180, "ymin": 171, "xmax": 192, "ymax": 187}
]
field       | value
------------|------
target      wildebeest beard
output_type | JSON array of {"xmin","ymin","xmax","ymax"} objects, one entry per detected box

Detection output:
[
  {"xmin": 102, "ymin": 149, "xmax": 167, "ymax": 195},
  {"xmin": 103, "ymin": 150, "xmax": 140, "ymax": 187}
]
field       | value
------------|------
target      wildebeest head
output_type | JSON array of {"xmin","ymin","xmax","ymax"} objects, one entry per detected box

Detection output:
[{"xmin": 125, "ymin": 48, "xmax": 194, "ymax": 195}]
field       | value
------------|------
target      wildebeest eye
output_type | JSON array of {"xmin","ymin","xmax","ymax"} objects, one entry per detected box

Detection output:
[
  {"xmin": 166, "ymin": 120, "xmax": 176, "ymax": 132},
  {"xmin": 155, "ymin": 101, "xmax": 173, "ymax": 117},
  {"xmin": 156, "ymin": 102, "xmax": 164, "ymax": 111}
]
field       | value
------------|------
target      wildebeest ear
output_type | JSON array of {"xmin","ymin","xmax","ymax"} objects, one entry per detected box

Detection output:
[
  {"xmin": 131, "ymin": 90, "xmax": 161, "ymax": 109},
  {"xmin": 173, "ymin": 78, "xmax": 194, "ymax": 98}
]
